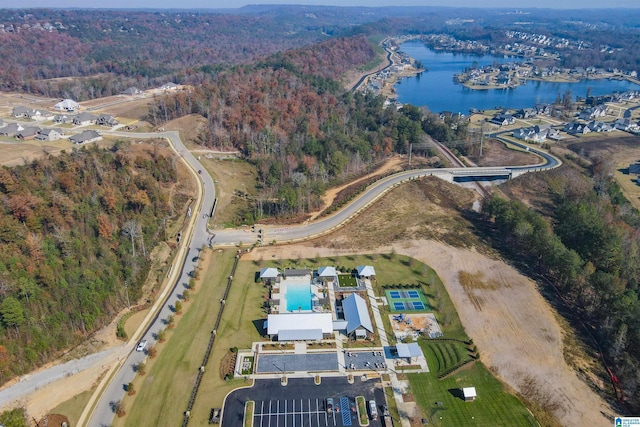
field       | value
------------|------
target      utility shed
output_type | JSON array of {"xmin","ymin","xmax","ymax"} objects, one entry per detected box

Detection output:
[{"xmin": 463, "ymin": 387, "xmax": 477, "ymax": 402}]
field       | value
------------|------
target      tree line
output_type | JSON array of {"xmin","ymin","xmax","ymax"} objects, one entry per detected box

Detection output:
[
  {"xmin": 482, "ymin": 161, "xmax": 640, "ymax": 412},
  {"xmin": 0, "ymin": 142, "xmax": 179, "ymax": 385}
]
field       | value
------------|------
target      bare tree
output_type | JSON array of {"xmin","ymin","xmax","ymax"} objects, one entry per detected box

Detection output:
[{"xmin": 121, "ymin": 220, "xmax": 141, "ymax": 257}]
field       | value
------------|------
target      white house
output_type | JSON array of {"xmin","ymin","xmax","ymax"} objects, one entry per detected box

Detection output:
[{"xmin": 54, "ymin": 99, "xmax": 80, "ymax": 112}]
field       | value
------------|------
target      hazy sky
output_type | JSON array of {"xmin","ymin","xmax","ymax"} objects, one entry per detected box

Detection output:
[{"xmin": 9, "ymin": 0, "xmax": 640, "ymax": 9}]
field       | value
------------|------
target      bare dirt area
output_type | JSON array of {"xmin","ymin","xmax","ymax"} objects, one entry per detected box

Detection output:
[
  {"xmin": 244, "ymin": 177, "xmax": 614, "ymax": 426},
  {"xmin": 163, "ymin": 114, "xmax": 208, "ymax": 145},
  {"xmin": 564, "ymin": 135, "xmax": 640, "ymax": 210},
  {"xmin": 469, "ymin": 138, "xmax": 540, "ymax": 167}
]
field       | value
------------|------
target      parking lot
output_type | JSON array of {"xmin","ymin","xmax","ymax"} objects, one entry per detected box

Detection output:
[
  {"xmin": 252, "ymin": 397, "xmax": 357, "ymax": 427},
  {"xmin": 222, "ymin": 378, "xmax": 384, "ymax": 427}
]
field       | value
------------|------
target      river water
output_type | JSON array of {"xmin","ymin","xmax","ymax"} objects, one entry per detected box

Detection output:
[{"xmin": 394, "ymin": 40, "xmax": 640, "ymax": 114}]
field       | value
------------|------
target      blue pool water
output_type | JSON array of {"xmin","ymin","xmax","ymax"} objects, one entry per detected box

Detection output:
[{"xmin": 286, "ymin": 282, "xmax": 312, "ymax": 311}]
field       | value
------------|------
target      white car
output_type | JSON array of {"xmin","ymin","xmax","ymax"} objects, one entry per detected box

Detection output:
[
  {"xmin": 369, "ymin": 400, "xmax": 378, "ymax": 420},
  {"xmin": 136, "ymin": 340, "xmax": 148, "ymax": 352}
]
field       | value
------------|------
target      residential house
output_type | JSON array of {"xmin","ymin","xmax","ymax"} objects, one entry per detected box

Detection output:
[
  {"xmin": 69, "ymin": 130, "xmax": 102, "ymax": 144},
  {"xmin": 564, "ymin": 122, "xmax": 591, "ymax": 135},
  {"xmin": 12, "ymin": 106, "xmax": 30, "ymax": 118},
  {"xmin": 122, "ymin": 87, "xmax": 143, "ymax": 96},
  {"xmin": 97, "ymin": 114, "xmax": 118, "ymax": 127},
  {"xmin": 587, "ymin": 121, "xmax": 614, "ymax": 133},
  {"xmin": 0, "ymin": 123, "xmax": 25, "ymax": 137},
  {"xmin": 54, "ymin": 99, "xmax": 80, "ymax": 112},
  {"xmin": 535, "ymin": 104, "xmax": 551, "ymax": 115},
  {"xmin": 514, "ymin": 108, "xmax": 536, "ymax": 119},
  {"xmin": 160, "ymin": 82, "xmax": 178, "ymax": 91},
  {"xmin": 615, "ymin": 118, "xmax": 638, "ymax": 132},
  {"xmin": 26, "ymin": 109, "xmax": 54, "ymax": 121},
  {"xmin": 512, "ymin": 124, "xmax": 553, "ymax": 143},
  {"xmin": 495, "ymin": 71, "xmax": 511, "ymax": 85},
  {"xmin": 73, "ymin": 112, "xmax": 97, "ymax": 126},
  {"xmin": 490, "ymin": 113, "xmax": 515, "ymax": 126},
  {"xmin": 35, "ymin": 128, "xmax": 64, "ymax": 141},
  {"xmin": 53, "ymin": 114, "xmax": 73, "ymax": 124},
  {"xmin": 578, "ymin": 105, "xmax": 608, "ymax": 121},
  {"xmin": 15, "ymin": 127, "xmax": 41, "ymax": 140}
]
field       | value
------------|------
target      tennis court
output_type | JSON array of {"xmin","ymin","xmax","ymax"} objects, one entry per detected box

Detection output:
[{"xmin": 385, "ymin": 288, "xmax": 429, "ymax": 312}]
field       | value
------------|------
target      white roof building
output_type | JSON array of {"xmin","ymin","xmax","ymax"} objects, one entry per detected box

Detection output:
[
  {"xmin": 463, "ymin": 387, "xmax": 477, "ymax": 401},
  {"xmin": 266, "ymin": 313, "xmax": 333, "ymax": 341},
  {"xmin": 54, "ymin": 99, "xmax": 80, "ymax": 111},
  {"xmin": 356, "ymin": 265, "xmax": 376, "ymax": 277},
  {"xmin": 317, "ymin": 266, "xmax": 337, "ymax": 277},
  {"xmin": 342, "ymin": 293, "xmax": 373, "ymax": 337},
  {"xmin": 259, "ymin": 267, "xmax": 279, "ymax": 279}
]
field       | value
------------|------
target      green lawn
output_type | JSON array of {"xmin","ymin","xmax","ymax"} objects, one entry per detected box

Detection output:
[
  {"xmin": 120, "ymin": 252, "xmax": 534, "ymax": 426},
  {"xmin": 337, "ymin": 273, "xmax": 358, "ymax": 287},
  {"xmin": 423, "ymin": 341, "xmax": 473, "ymax": 375},
  {"xmin": 117, "ymin": 248, "xmax": 242, "ymax": 427},
  {"xmin": 408, "ymin": 362, "xmax": 537, "ymax": 427}
]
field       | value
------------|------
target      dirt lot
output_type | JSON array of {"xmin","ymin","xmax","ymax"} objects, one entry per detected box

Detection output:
[
  {"xmin": 470, "ymin": 138, "xmax": 540, "ymax": 167},
  {"xmin": 244, "ymin": 178, "xmax": 614, "ymax": 426}
]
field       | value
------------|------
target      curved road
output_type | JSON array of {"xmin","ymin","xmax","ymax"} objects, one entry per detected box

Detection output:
[
  {"xmin": 4, "ymin": 128, "xmax": 558, "ymax": 427},
  {"xmin": 84, "ymin": 131, "xmax": 216, "ymax": 427},
  {"xmin": 212, "ymin": 141, "xmax": 561, "ymax": 246}
]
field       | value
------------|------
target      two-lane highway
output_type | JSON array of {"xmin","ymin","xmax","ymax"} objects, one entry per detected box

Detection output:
[
  {"xmin": 212, "ymin": 141, "xmax": 561, "ymax": 246},
  {"xmin": 84, "ymin": 131, "xmax": 217, "ymax": 427}
]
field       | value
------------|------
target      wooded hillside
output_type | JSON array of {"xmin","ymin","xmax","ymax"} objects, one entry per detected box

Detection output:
[
  {"xmin": 0, "ymin": 143, "xmax": 180, "ymax": 384},
  {"xmin": 483, "ymin": 158, "xmax": 640, "ymax": 413},
  {"xmin": 147, "ymin": 36, "xmax": 441, "ymax": 221}
]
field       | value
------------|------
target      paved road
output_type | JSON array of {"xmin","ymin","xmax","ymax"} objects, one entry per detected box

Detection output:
[
  {"xmin": 0, "ymin": 348, "xmax": 118, "ymax": 406},
  {"xmin": 212, "ymin": 142, "xmax": 561, "ymax": 246},
  {"xmin": 86, "ymin": 131, "xmax": 217, "ymax": 427}
]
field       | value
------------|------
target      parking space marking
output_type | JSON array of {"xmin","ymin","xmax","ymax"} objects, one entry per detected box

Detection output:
[{"xmin": 255, "ymin": 398, "xmax": 344, "ymax": 427}]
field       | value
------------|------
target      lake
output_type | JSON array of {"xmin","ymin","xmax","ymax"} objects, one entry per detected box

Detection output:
[{"xmin": 394, "ymin": 40, "xmax": 640, "ymax": 114}]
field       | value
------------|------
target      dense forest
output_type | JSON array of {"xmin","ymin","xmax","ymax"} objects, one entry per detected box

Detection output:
[
  {"xmin": 2, "ymin": 7, "xmax": 639, "ymax": 100},
  {"xmin": 147, "ymin": 35, "xmax": 445, "ymax": 221},
  {"xmin": 0, "ymin": 143, "xmax": 179, "ymax": 384},
  {"xmin": 482, "ymin": 160, "xmax": 640, "ymax": 412}
]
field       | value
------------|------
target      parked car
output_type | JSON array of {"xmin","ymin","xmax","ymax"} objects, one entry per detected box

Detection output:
[
  {"xmin": 369, "ymin": 400, "xmax": 378, "ymax": 420},
  {"xmin": 136, "ymin": 340, "xmax": 148, "ymax": 352},
  {"xmin": 326, "ymin": 398, "xmax": 334, "ymax": 413}
]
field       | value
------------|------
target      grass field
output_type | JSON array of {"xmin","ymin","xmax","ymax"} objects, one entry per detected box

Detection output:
[
  {"xmin": 51, "ymin": 389, "xmax": 93, "ymax": 427},
  {"xmin": 408, "ymin": 361, "xmax": 536, "ymax": 427},
  {"xmin": 423, "ymin": 341, "xmax": 472, "ymax": 375},
  {"xmin": 116, "ymin": 248, "xmax": 245, "ymax": 427},
  {"xmin": 120, "ymin": 251, "xmax": 532, "ymax": 426}
]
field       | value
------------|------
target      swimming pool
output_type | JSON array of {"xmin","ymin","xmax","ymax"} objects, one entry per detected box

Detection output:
[{"xmin": 286, "ymin": 282, "xmax": 312, "ymax": 311}]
